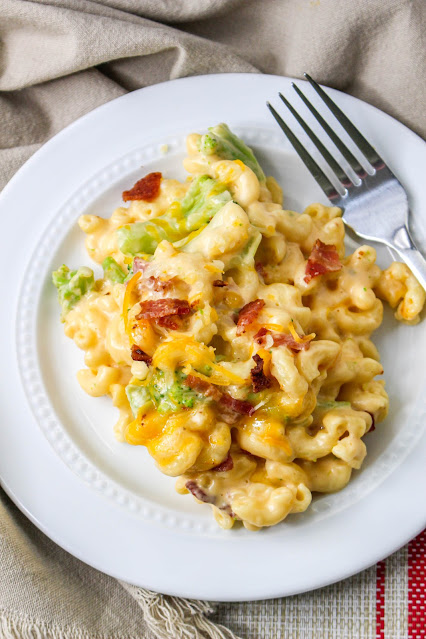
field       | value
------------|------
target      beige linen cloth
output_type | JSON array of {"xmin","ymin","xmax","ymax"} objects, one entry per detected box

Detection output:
[{"xmin": 0, "ymin": 1, "xmax": 425, "ymax": 638}]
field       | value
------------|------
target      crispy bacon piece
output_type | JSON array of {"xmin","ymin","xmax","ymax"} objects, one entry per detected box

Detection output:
[
  {"xmin": 183, "ymin": 375, "xmax": 255, "ymax": 416},
  {"xmin": 133, "ymin": 257, "xmax": 148, "ymax": 273},
  {"xmin": 212, "ymin": 454, "xmax": 234, "ymax": 472},
  {"xmin": 185, "ymin": 481, "xmax": 235, "ymax": 517},
  {"xmin": 255, "ymin": 261, "xmax": 267, "ymax": 280},
  {"xmin": 122, "ymin": 172, "xmax": 162, "ymax": 202},
  {"xmin": 236, "ymin": 299, "xmax": 265, "ymax": 335},
  {"xmin": 271, "ymin": 333, "xmax": 311, "ymax": 352},
  {"xmin": 131, "ymin": 344, "xmax": 152, "ymax": 364},
  {"xmin": 253, "ymin": 327, "xmax": 268, "ymax": 344},
  {"xmin": 183, "ymin": 375, "xmax": 222, "ymax": 401},
  {"xmin": 142, "ymin": 276, "xmax": 173, "ymax": 293},
  {"xmin": 136, "ymin": 298, "xmax": 192, "ymax": 323},
  {"xmin": 254, "ymin": 328, "xmax": 312, "ymax": 353},
  {"xmin": 185, "ymin": 481, "xmax": 214, "ymax": 504},
  {"xmin": 183, "ymin": 375, "xmax": 210, "ymax": 393},
  {"xmin": 157, "ymin": 315, "xmax": 180, "ymax": 330},
  {"xmin": 250, "ymin": 353, "xmax": 271, "ymax": 393},
  {"xmin": 220, "ymin": 394, "xmax": 255, "ymax": 416},
  {"xmin": 212, "ymin": 280, "xmax": 227, "ymax": 287},
  {"xmin": 304, "ymin": 239, "xmax": 341, "ymax": 283}
]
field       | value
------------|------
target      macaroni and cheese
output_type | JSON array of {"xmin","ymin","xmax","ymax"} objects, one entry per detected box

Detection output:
[{"xmin": 53, "ymin": 124, "xmax": 425, "ymax": 530}]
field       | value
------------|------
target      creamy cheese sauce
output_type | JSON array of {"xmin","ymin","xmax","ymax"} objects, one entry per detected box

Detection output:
[{"xmin": 57, "ymin": 126, "xmax": 425, "ymax": 530}]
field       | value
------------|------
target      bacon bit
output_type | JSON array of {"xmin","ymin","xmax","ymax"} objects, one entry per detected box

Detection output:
[
  {"xmin": 255, "ymin": 262, "xmax": 267, "ymax": 279},
  {"xmin": 272, "ymin": 333, "xmax": 310, "ymax": 352},
  {"xmin": 212, "ymin": 454, "xmax": 234, "ymax": 472},
  {"xmin": 133, "ymin": 257, "xmax": 148, "ymax": 273},
  {"xmin": 220, "ymin": 394, "xmax": 255, "ymax": 416},
  {"xmin": 157, "ymin": 315, "xmax": 179, "ymax": 330},
  {"xmin": 190, "ymin": 299, "xmax": 202, "ymax": 312},
  {"xmin": 185, "ymin": 481, "xmax": 235, "ymax": 517},
  {"xmin": 122, "ymin": 172, "xmax": 162, "ymax": 202},
  {"xmin": 183, "ymin": 375, "xmax": 209, "ymax": 393},
  {"xmin": 131, "ymin": 344, "xmax": 152, "ymax": 364},
  {"xmin": 183, "ymin": 375, "xmax": 255, "ymax": 416},
  {"xmin": 183, "ymin": 375, "xmax": 222, "ymax": 401},
  {"xmin": 136, "ymin": 299, "xmax": 192, "ymax": 322},
  {"xmin": 304, "ymin": 239, "xmax": 341, "ymax": 283},
  {"xmin": 185, "ymin": 481, "xmax": 215, "ymax": 504},
  {"xmin": 253, "ymin": 327, "xmax": 268, "ymax": 344},
  {"xmin": 250, "ymin": 354, "xmax": 272, "ymax": 393},
  {"xmin": 254, "ymin": 328, "xmax": 312, "ymax": 353},
  {"xmin": 236, "ymin": 299, "xmax": 265, "ymax": 335},
  {"xmin": 213, "ymin": 280, "xmax": 227, "ymax": 287},
  {"xmin": 142, "ymin": 276, "xmax": 173, "ymax": 293}
]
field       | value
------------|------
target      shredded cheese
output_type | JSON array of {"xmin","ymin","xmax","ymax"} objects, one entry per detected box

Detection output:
[
  {"xmin": 123, "ymin": 271, "xmax": 141, "ymax": 335},
  {"xmin": 288, "ymin": 322, "xmax": 315, "ymax": 345}
]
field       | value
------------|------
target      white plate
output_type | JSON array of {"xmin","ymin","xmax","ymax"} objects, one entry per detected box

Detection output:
[{"xmin": 0, "ymin": 74, "xmax": 425, "ymax": 601}]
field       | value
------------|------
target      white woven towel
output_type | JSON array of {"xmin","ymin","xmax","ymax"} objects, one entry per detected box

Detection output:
[{"xmin": 1, "ymin": 1, "xmax": 425, "ymax": 637}]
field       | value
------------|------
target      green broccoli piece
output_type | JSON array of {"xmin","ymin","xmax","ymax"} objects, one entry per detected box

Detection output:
[
  {"xmin": 167, "ymin": 381, "xmax": 198, "ymax": 410},
  {"xmin": 117, "ymin": 218, "xmax": 179, "ymax": 256},
  {"xmin": 198, "ymin": 123, "xmax": 265, "ymax": 182},
  {"xmin": 147, "ymin": 369, "xmax": 201, "ymax": 414},
  {"xmin": 227, "ymin": 230, "xmax": 262, "ymax": 269},
  {"xmin": 126, "ymin": 372, "xmax": 199, "ymax": 418},
  {"xmin": 316, "ymin": 400, "xmax": 351, "ymax": 411},
  {"xmin": 102, "ymin": 257, "xmax": 127, "ymax": 283},
  {"xmin": 180, "ymin": 175, "xmax": 231, "ymax": 230},
  {"xmin": 125, "ymin": 384, "xmax": 152, "ymax": 417},
  {"xmin": 52, "ymin": 264, "xmax": 94, "ymax": 319},
  {"xmin": 117, "ymin": 175, "xmax": 231, "ymax": 256}
]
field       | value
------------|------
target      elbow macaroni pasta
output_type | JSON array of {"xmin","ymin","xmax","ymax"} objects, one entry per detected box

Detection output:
[{"xmin": 57, "ymin": 126, "xmax": 425, "ymax": 531}]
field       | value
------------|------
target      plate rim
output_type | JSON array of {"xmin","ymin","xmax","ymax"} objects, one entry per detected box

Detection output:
[{"xmin": 1, "ymin": 72, "xmax": 425, "ymax": 601}]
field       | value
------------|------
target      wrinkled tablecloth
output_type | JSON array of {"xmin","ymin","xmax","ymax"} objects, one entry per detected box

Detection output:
[{"xmin": 1, "ymin": 1, "xmax": 425, "ymax": 638}]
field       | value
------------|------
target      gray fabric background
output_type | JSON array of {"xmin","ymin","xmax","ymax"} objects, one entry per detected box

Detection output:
[{"xmin": 1, "ymin": 1, "xmax": 425, "ymax": 637}]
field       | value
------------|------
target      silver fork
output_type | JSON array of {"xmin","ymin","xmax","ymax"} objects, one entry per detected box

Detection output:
[{"xmin": 267, "ymin": 74, "xmax": 426, "ymax": 290}]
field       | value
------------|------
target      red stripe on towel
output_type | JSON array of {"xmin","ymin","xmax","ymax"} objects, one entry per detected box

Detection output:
[
  {"xmin": 376, "ymin": 560, "xmax": 386, "ymax": 639},
  {"xmin": 408, "ymin": 529, "xmax": 426, "ymax": 638}
]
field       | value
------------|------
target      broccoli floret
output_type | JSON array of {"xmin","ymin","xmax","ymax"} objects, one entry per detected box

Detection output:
[
  {"xmin": 227, "ymin": 231, "xmax": 262, "ymax": 269},
  {"xmin": 117, "ymin": 175, "xmax": 231, "ymax": 256},
  {"xmin": 52, "ymin": 264, "xmax": 94, "ymax": 319},
  {"xmin": 126, "ymin": 369, "xmax": 206, "ymax": 418},
  {"xmin": 198, "ymin": 123, "xmax": 265, "ymax": 182},
  {"xmin": 168, "ymin": 380, "xmax": 198, "ymax": 410},
  {"xmin": 126, "ymin": 384, "xmax": 152, "ymax": 417},
  {"xmin": 117, "ymin": 218, "xmax": 179, "ymax": 256},
  {"xmin": 102, "ymin": 257, "xmax": 127, "ymax": 283},
  {"xmin": 147, "ymin": 369, "xmax": 201, "ymax": 414},
  {"xmin": 180, "ymin": 175, "xmax": 231, "ymax": 229}
]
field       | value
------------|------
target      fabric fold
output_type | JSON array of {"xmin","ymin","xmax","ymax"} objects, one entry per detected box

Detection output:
[{"xmin": 0, "ymin": 1, "xmax": 424, "ymax": 638}]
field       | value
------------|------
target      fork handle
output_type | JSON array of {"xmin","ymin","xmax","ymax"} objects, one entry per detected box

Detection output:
[{"xmin": 389, "ymin": 227, "xmax": 426, "ymax": 292}]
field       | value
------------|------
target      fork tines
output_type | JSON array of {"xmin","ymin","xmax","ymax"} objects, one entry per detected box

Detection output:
[{"xmin": 267, "ymin": 73, "xmax": 384, "ymax": 201}]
